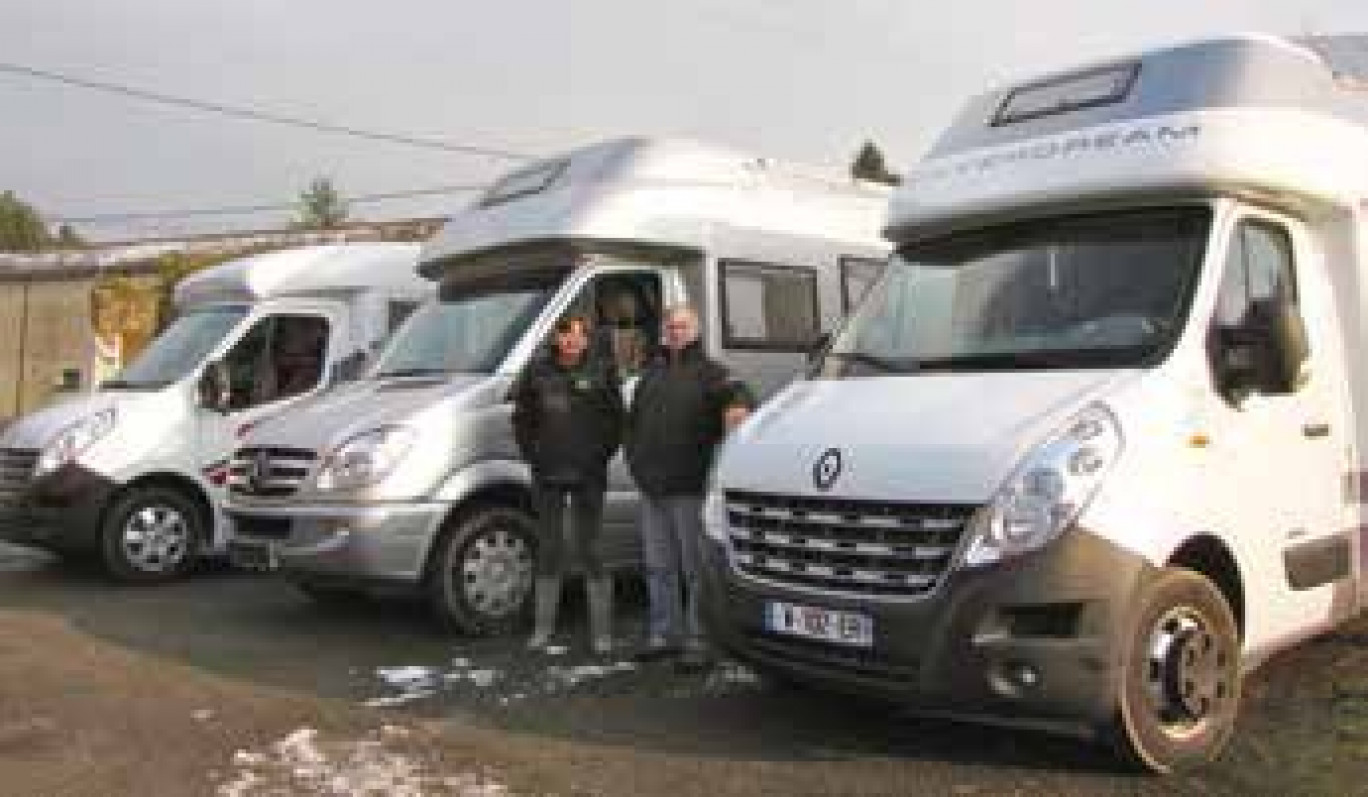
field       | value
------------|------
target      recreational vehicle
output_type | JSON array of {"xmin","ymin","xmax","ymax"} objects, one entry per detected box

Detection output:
[
  {"xmin": 0, "ymin": 243, "xmax": 428, "ymax": 581},
  {"xmin": 224, "ymin": 137, "xmax": 890, "ymax": 631},
  {"xmin": 701, "ymin": 35, "xmax": 1368, "ymax": 771}
]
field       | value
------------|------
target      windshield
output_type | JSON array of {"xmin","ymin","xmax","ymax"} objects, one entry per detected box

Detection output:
[
  {"xmin": 106, "ymin": 306, "xmax": 249, "ymax": 389},
  {"xmin": 373, "ymin": 290, "xmax": 554, "ymax": 377},
  {"xmin": 819, "ymin": 207, "xmax": 1211, "ymax": 377}
]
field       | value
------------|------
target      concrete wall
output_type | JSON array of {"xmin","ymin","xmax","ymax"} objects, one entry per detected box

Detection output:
[{"xmin": 0, "ymin": 277, "xmax": 98, "ymax": 419}]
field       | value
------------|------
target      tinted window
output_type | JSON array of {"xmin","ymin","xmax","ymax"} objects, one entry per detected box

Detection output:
[
  {"xmin": 220, "ymin": 314, "xmax": 330, "ymax": 410},
  {"xmin": 720, "ymin": 261, "xmax": 819, "ymax": 350},
  {"xmin": 1213, "ymin": 220, "xmax": 1298, "ymax": 330}
]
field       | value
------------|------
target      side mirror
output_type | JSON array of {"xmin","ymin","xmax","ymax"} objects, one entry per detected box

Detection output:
[
  {"xmin": 54, "ymin": 368, "xmax": 83, "ymax": 393},
  {"xmin": 333, "ymin": 350, "xmax": 370, "ymax": 383},
  {"xmin": 807, "ymin": 332, "xmax": 832, "ymax": 367},
  {"xmin": 197, "ymin": 360, "xmax": 231, "ymax": 414},
  {"xmin": 1215, "ymin": 297, "xmax": 1309, "ymax": 399}
]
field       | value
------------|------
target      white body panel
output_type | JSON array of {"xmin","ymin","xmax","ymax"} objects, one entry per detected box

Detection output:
[{"xmin": 0, "ymin": 244, "xmax": 427, "ymax": 556}]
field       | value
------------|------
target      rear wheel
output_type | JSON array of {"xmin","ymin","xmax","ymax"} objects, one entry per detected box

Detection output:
[
  {"xmin": 99, "ymin": 486, "xmax": 204, "ymax": 583},
  {"xmin": 1103, "ymin": 568, "xmax": 1241, "ymax": 773},
  {"xmin": 427, "ymin": 505, "xmax": 537, "ymax": 635}
]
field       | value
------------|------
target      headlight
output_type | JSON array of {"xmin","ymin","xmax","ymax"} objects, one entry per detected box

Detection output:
[
  {"xmin": 314, "ymin": 425, "xmax": 417, "ymax": 492},
  {"xmin": 35, "ymin": 408, "xmax": 117, "ymax": 475},
  {"xmin": 963, "ymin": 404, "xmax": 1123, "ymax": 568}
]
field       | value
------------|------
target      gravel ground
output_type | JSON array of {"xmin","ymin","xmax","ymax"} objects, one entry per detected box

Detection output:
[{"xmin": 1, "ymin": 542, "xmax": 1367, "ymax": 796}]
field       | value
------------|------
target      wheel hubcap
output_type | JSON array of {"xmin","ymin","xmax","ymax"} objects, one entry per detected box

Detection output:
[
  {"xmin": 121, "ymin": 504, "xmax": 190, "ymax": 573},
  {"xmin": 456, "ymin": 526, "xmax": 533, "ymax": 618},
  {"xmin": 1144, "ymin": 607, "xmax": 1233, "ymax": 738}
]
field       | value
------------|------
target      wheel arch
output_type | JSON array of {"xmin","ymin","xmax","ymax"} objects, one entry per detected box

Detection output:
[
  {"xmin": 423, "ymin": 478, "xmax": 535, "ymax": 583},
  {"xmin": 1165, "ymin": 533, "xmax": 1246, "ymax": 640},
  {"xmin": 106, "ymin": 471, "xmax": 216, "ymax": 539}
]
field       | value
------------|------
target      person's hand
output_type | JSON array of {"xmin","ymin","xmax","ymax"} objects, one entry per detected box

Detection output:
[{"xmin": 723, "ymin": 405, "xmax": 750, "ymax": 432}]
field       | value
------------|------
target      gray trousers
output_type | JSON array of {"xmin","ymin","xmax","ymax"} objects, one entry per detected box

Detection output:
[
  {"xmin": 533, "ymin": 481, "xmax": 606, "ymax": 579},
  {"xmin": 638, "ymin": 494, "xmax": 706, "ymax": 648}
]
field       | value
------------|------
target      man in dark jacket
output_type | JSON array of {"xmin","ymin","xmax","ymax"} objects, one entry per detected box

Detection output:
[
  {"xmin": 511, "ymin": 314, "xmax": 624, "ymax": 654},
  {"xmin": 626, "ymin": 305, "xmax": 753, "ymax": 671}
]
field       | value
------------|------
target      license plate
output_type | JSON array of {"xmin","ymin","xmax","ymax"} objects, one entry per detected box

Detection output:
[
  {"xmin": 765, "ymin": 601, "xmax": 873, "ymax": 648},
  {"xmin": 229, "ymin": 540, "xmax": 279, "ymax": 572}
]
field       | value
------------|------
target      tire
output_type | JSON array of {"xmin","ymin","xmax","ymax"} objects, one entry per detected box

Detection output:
[
  {"xmin": 99, "ymin": 486, "xmax": 205, "ymax": 583},
  {"xmin": 1103, "ymin": 568, "xmax": 1241, "ymax": 774},
  {"xmin": 427, "ymin": 505, "xmax": 537, "ymax": 635}
]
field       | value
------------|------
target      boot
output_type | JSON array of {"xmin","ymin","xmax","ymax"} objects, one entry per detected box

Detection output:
[
  {"xmin": 586, "ymin": 576, "xmax": 614, "ymax": 655},
  {"xmin": 527, "ymin": 576, "xmax": 561, "ymax": 650}
]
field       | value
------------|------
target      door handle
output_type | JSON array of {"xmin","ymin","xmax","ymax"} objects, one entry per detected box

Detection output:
[{"xmin": 1302, "ymin": 422, "xmax": 1331, "ymax": 439}]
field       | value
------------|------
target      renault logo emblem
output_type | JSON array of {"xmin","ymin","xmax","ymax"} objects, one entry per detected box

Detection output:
[{"xmin": 813, "ymin": 448, "xmax": 843, "ymax": 491}]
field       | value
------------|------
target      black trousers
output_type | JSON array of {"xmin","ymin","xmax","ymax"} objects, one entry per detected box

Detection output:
[{"xmin": 532, "ymin": 480, "xmax": 606, "ymax": 578}]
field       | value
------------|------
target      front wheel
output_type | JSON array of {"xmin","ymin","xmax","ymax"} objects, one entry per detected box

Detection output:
[
  {"xmin": 426, "ymin": 505, "xmax": 537, "ymax": 635},
  {"xmin": 99, "ymin": 486, "xmax": 205, "ymax": 583},
  {"xmin": 1103, "ymin": 568, "xmax": 1241, "ymax": 774}
]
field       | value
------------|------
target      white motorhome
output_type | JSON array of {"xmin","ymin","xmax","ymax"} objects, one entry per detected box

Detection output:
[
  {"xmin": 224, "ymin": 137, "xmax": 890, "ymax": 632},
  {"xmin": 0, "ymin": 243, "xmax": 428, "ymax": 582},
  {"xmin": 701, "ymin": 35, "xmax": 1368, "ymax": 772}
]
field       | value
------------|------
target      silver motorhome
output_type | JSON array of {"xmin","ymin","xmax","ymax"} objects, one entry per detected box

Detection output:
[{"xmin": 225, "ymin": 137, "xmax": 890, "ymax": 632}]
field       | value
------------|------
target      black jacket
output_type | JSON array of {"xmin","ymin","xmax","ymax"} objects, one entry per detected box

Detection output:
[
  {"xmin": 625, "ymin": 343, "xmax": 755, "ymax": 497},
  {"xmin": 511, "ymin": 351, "xmax": 624, "ymax": 486}
]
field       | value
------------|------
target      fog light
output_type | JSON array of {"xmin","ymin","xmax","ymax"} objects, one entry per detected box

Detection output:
[{"xmin": 988, "ymin": 660, "xmax": 1041, "ymax": 698}]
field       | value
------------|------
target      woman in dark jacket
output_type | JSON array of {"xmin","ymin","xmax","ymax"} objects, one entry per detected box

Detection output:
[{"xmin": 510, "ymin": 314, "xmax": 624, "ymax": 653}]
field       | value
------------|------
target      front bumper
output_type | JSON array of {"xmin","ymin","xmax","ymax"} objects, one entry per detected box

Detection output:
[
  {"xmin": 225, "ymin": 500, "xmax": 449, "ymax": 585},
  {"xmin": 0, "ymin": 464, "xmax": 116, "ymax": 553},
  {"xmin": 701, "ymin": 525, "xmax": 1153, "ymax": 731}
]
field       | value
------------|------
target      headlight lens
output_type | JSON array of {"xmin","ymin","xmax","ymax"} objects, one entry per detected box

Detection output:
[
  {"xmin": 35, "ymin": 408, "xmax": 117, "ymax": 475},
  {"xmin": 314, "ymin": 425, "xmax": 417, "ymax": 491},
  {"xmin": 964, "ymin": 404, "xmax": 1123, "ymax": 568}
]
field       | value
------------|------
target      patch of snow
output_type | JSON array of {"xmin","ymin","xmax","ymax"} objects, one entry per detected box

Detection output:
[
  {"xmin": 376, "ymin": 666, "xmax": 441, "ymax": 689},
  {"xmin": 364, "ymin": 691, "xmax": 437, "ymax": 708},
  {"xmin": 216, "ymin": 726, "xmax": 510, "ymax": 796},
  {"xmin": 467, "ymin": 668, "xmax": 500, "ymax": 688},
  {"xmin": 192, "ymin": 709, "xmax": 216, "ymax": 722},
  {"xmin": 544, "ymin": 661, "xmax": 636, "ymax": 689},
  {"xmin": 543, "ymin": 645, "xmax": 568, "ymax": 656}
]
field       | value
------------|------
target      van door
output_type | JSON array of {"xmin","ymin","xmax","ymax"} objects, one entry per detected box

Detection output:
[
  {"xmin": 1209, "ymin": 212, "xmax": 1353, "ymax": 649},
  {"xmin": 197, "ymin": 309, "xmax": 339, "ymax": 539}
]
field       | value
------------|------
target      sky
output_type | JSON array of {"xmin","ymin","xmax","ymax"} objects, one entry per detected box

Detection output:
[{"xmin": 1, "ymin": 0, "xmax": 1366, "ymax": 242}]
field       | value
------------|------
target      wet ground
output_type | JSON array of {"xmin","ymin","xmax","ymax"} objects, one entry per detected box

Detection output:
[{"xmin": 2, "ymin": 541, "xmax": 1367, "ymax": 796}]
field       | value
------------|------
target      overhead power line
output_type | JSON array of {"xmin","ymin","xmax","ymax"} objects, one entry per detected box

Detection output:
[
  {"xmin": 53, "ymin": 182, "xmax": 486, "ymax": 225},
  {"xmin": 0, "ymin": 60, "xmax": 533, "ymax": 161}
]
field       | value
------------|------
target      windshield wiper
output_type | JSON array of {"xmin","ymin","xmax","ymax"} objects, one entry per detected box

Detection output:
[
  {"xmin": 100, "ymin": 378, "xmax": 168, "ymax": 390},
  {"xmin": 823, "ymin": 351, "xmax": 907, "ymax": 374},
  {"xmin": 374, "ymin": 367, "xmax": 452, "ymax": 379},
  {"xmin": 908, "ymin": 346, "xmax": 1152, "ymax": 372}
]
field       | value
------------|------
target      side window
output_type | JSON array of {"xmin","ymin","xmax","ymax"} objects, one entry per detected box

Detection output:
[
  {"xmin": 719, "ymin": 260, "xmax": 819, "ymax": 351},
  {"xmin": 220, "ymin": 314, "xmax": 330, "ymax": 411},
  {"xmin": 1213, "ymin": 220, "xmax": 1298, "ymax": 331},
  {"xmin": 840, "ymin": 256, "xmax": 887, "ymax": 314}
]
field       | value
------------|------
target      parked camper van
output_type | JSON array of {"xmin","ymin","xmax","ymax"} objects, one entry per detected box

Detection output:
[
  {"xmin": 224, "ymin": 137, "xmax": 890, "ymax": 631},
  {"xmin": 0, "ymin": 243, "xmax": 428, "ymax": 582},
  {"xmin": 700, "ymin": 34, "xmax": 1368, "ymax": 772}
]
